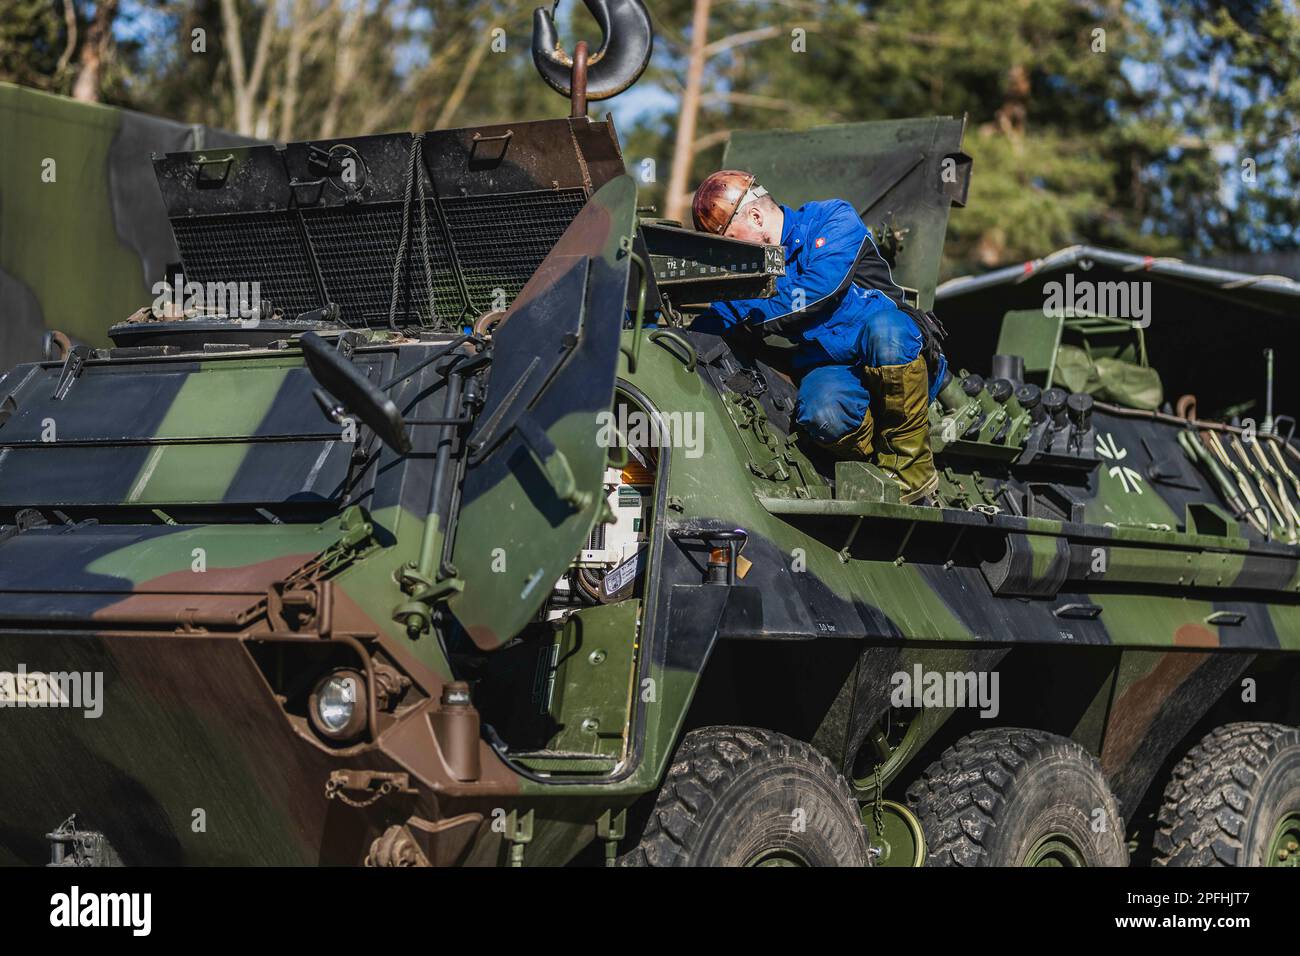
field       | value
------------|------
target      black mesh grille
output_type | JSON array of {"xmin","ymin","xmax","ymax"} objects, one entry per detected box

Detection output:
[
  {"xmin": 171, "ymin": 212, "xmax": 320, "ymax": 317},
  {"xmin": 170, "ymin": 187, "xmax": 589, "ymax": 326},
  {"xmin": 442, "ymin": 188, "xmax": 589, "ymax": 313},
  {"xmin": 302, "ymin": 203, "xmax": 463, "ymax": 326}
]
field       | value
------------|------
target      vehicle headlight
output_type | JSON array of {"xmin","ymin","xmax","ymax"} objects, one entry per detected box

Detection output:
[{"xmin": 309, "ymin": 668, "xmax": 367, "ymax": 742}]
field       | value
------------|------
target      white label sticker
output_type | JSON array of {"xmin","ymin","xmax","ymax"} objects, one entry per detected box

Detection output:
[{"xmin": 602, "ymin": 546, "xmax": 645, "ymax": 597}]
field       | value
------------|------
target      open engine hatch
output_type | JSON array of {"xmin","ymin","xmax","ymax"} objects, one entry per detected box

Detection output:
[{"xmin": 151, "ymin": 117, "xmax": 627, "ymax": 330}]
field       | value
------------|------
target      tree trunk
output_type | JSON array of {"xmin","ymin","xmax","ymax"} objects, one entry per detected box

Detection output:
[
  {"xmin": 320, "ymin": 1, "xmax": 363, "ymax": 140},
  {"xmin": 58, "ymin": 0, "xmax": 78, "ymax": 78},
  {"xmin": 665, "ymin": 0, "xmax": 711, "ymax": 224},
  {"xmin": 220, "ymin": 0, "xmax": 277, "ymax": 136},
  {"xmin": 279, "ymin": 0, "xmax": 311, "ymax": 140},
  {"xmin": 432, "ymin": 33, "xmax": 491, "ymax": 130},
  {"xmin": 72, "ymin": 0, "xmax": 119, "ymax": 102}
]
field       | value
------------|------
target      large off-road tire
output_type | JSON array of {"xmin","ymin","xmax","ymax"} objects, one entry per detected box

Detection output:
[
  {"xmin": 907, "ymin": 727, "xmax": 1128, "ymax": 866},
  {"xmin": 1154, "ymin": 722, "xmax": 1300, "ymax": 867},
  {"xmin": 620, "ymin": 726, "xmax": 870, "ymax": 867}
]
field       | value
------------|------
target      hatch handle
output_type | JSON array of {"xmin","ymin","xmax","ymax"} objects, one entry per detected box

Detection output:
[
  {"xmin": 192, "ymin": 153, "xmax": 235, "ymax": 187},
  {"xmin": 619, "ymin": 242, "xmax": 647, "ymax": 373},
  {"xmin": 647, "ymin": 328, "xmax": 696, "ymax": 372},
  {"xmin": 470, "ymin": 129, "xmax": 513, "ymax": 165}
]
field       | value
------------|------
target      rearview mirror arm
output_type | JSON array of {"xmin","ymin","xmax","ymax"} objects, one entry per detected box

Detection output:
[
  {"xmin": 378, "ymin": 334, "xmax": 476, "ymax": 392},
  {"xmin": 393, "ymin": 357, "xmax": 473, "ymax": 637}
]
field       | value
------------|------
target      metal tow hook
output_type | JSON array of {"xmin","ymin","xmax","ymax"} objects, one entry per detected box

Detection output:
[{"xmin": 531, "ymin": 0, "xmax": 654, "ymax": 110}]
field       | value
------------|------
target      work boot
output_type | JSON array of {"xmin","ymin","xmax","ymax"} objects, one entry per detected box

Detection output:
[{"xmin": 863, "ymin": 356, "xmax": 939, "ymax": 504}]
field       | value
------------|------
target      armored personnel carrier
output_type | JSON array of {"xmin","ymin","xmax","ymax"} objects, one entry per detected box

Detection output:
[{"xmin": 2, "ymin": 0, "xmax": 1299, "ymax": 868}]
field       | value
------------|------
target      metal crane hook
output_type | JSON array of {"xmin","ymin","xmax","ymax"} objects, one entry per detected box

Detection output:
[{"xmin": 532, "ymin": 0, "xmax": 653, "ymax": 110}]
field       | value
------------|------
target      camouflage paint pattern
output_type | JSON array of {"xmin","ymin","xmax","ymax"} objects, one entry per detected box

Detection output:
[
  {"xmin": 0, "ymin": 82, "xmax": 257, "ymax": 367},
  {"xmin": 1, "ymin": 112, "xmax": 1297, "ymax": 867}
]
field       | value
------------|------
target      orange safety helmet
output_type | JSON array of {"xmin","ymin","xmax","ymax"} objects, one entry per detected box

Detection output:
[{"xmin": 691, "ymin": 169, "xmax": 768, "ymax": 235}]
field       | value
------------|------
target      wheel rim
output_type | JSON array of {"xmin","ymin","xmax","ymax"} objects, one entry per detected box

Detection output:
[
  {"xmin": 1267, "ymin": 812, "xmax": 1300, "ymax": 867},
  {"xmin": 745, "ymin": 847, "xmax": 810, "ymax": 867},
  {"xmin": 1023, "ymin": 833, "xmax": 1088, "ymax": 867},
  {"xmin": 860, "ymin": 800, "xmax": 926, "ymax": 867}
]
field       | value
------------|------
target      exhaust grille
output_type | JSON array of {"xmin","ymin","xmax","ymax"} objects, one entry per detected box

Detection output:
[
  {"xmin": 301, "ymin": 203, "xmax": 462, "ymax": 326},
  {"xmin": 443, "ymin": 189, "xmax": 589, "ymax": 313},
  {"xmin": 169, "ymin": 187, "xmax": 590, "ymax": 328},
  {"xmin": 171, "ymin": 211, "xmax": 320, "ymax": 318}
]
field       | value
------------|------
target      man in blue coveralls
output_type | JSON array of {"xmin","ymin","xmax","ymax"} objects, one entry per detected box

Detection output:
[{"xmin": 690, "ymin": 169, "xmax": 950, "ymax": 504}]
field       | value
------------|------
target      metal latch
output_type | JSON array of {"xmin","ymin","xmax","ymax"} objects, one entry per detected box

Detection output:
[
  {"xmin": 503, "ymin": 809, "xmax": 534, "ymax": 867},
  {"xmin": 325, "ymin": 770, "xmax": 416, "ymax": 808},
  {"xmin": 46, "ymin": 814, "xmax": 122, "ymax": 867},
  {"xmin": 53, "ymin": 345, "xmax": 91, "ymax": 400},
  {"xmin": 516, "ymin": 412, "xmax": 590, "ymax": 510}
]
